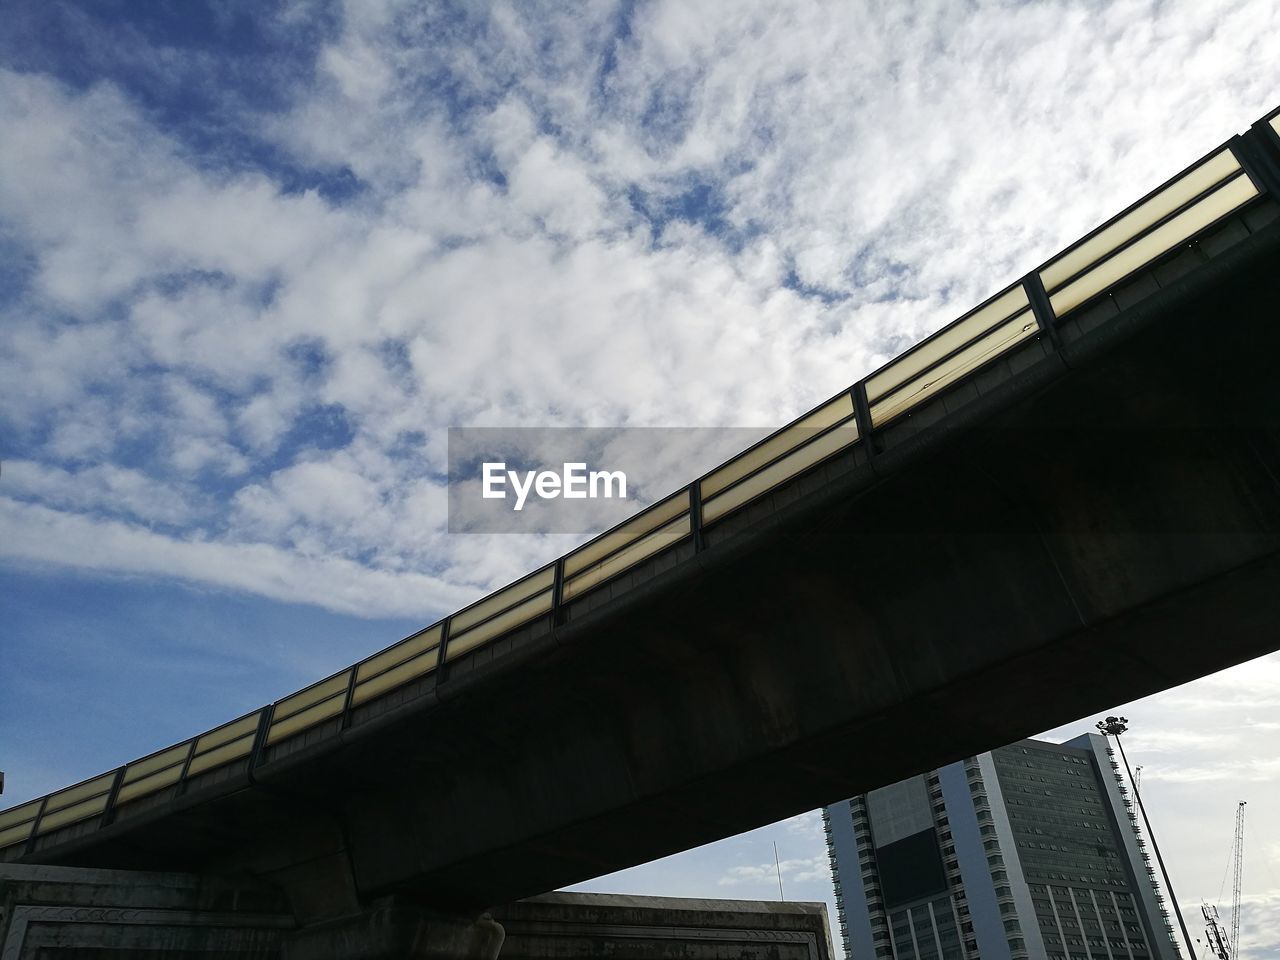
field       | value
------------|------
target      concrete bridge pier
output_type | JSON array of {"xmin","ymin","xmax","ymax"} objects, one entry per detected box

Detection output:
[{"xmin": 216, "ymin": 806, "xmax": 505, "ymax": 958}]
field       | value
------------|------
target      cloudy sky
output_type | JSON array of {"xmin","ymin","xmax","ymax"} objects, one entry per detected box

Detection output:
[{"xmin": 1, "ymin": 0, "xmax": 1278, "ymax": 956}]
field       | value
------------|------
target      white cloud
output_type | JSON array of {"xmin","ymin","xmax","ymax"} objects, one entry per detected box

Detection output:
[
  {"xmin": 0, "ymin": 497, "xmax": 468, "ymax": 618},
  {"xmin": 718, "ymin": 854, "xmax": 832, "ymax": 888},
  {"xmin": 1, "ymin": 460, "xmax": 199, "ymax": 526},
  {"xmin": 3, "ymin": 0, "xmax": 1280, "ymax": 626}
]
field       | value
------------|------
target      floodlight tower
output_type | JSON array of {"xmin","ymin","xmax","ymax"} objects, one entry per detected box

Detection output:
[{"xmin": 1096, "ymin": 716, "xmax": 1197, "ymax": 960}]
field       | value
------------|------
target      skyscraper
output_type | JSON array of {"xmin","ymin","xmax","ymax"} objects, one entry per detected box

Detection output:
[{"xmin": 823, "ymin": 734, "xmax": 1182, "ymax": 960}]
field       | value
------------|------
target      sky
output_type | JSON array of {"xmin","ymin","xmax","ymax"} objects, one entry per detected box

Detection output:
[{"xmin": 0, "ymin": 0, "xmax": 1278, "ymax": 956}]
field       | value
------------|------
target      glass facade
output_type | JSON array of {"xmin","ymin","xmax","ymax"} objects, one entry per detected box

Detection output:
[{"xmin": 824, "ymin": 735, "xmax": 1183, "ymax": 960}]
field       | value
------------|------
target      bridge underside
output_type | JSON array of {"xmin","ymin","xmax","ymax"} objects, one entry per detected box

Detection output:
[{"xmin": 22, "ymin": 210, "xmax": 1280, "ymax": 914}]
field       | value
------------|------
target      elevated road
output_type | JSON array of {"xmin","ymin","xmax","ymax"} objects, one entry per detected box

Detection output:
[{"xmin": 5, "ymin": 105, "xmax": 1280, "ymax": 923}]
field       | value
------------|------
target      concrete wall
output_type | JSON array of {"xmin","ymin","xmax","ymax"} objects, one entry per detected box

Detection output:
[
  {"xmin": 1, "ymin": 865, "xmax": 829, "ymax": 960},
  {"xmin": 0, "ymin": 862, "xmax": 292, "ymax": 958},
  {"xmin": 494, "ymin": 892, "xmax": 832, "ymax": 960}
]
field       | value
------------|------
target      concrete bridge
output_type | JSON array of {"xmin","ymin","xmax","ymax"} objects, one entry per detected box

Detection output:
[{"xmin": 4, "ymin": 105, "xmax": 1280, "ymax": 957}]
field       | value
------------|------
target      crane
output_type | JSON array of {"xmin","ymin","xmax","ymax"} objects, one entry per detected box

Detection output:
[
  {"xmin": 1201, "ymin": 802, "xmax": 1246, "ymax": 960},
  {"xmin": 1230, "ymin": 802, "xmax": 1246, "ymax": 957},
  {"xmin": 1202, "ymin": 904, "xmax": 1230, "ymax": 960}
]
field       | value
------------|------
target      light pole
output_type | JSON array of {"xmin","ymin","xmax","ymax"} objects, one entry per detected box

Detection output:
[{"xmin": 1096, "ymin": 717, "xmax": 1197, "ymax": 960}]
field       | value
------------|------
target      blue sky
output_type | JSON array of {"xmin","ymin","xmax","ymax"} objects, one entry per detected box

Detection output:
[{"xmin": 2, "ymin": 1, "xmax": 1280, "ymax": 956}]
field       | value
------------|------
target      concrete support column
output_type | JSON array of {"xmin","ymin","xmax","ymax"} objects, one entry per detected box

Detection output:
[{"xmin": 282, "ymin": 899, "xmax": 505, "ymax": 960}]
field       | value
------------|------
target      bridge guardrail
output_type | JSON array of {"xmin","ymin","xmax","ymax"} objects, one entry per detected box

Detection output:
[
  {"xmin": 1041, "ymin": 149, "xmax": 1258, "ymax": 317},
  {"xmin": 700, "ymin": 393, "xmax": 860, "ymax": 523},
  {"xmin": 563, "ymin": 489, "xmax": 692, "ymax": 600},
  {"xmin": 445, "ymin": 565, "xmax": 556, "ymax": 661},
  {"xmin": 351, "ymin": 623, "xmax": 443, "ymax": 707},
  {"xmin": 865, "ymin": 282, "xmax": 1038, "ymax": 429}
]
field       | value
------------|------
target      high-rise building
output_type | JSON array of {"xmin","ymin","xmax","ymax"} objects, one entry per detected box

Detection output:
[{"xmin": 822, "ymin": 734, "xmax": 1182, "ymax": 960}]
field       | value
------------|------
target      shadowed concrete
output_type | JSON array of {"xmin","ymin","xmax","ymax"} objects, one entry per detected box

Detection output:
[
  {"xmin": 11, "ymin": 204, "xmax": 1280, "ymax": 923},
  {"xmin": 0, "ymin": 866, "xmax": 827, "ymax": 960},
  {"xmin": 0, "ymin": 862, "xmax": 292, "ymax": 957},
  {"xmin": 494, "ymin": 892, "xmax": 832, "ymax": 960}
]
